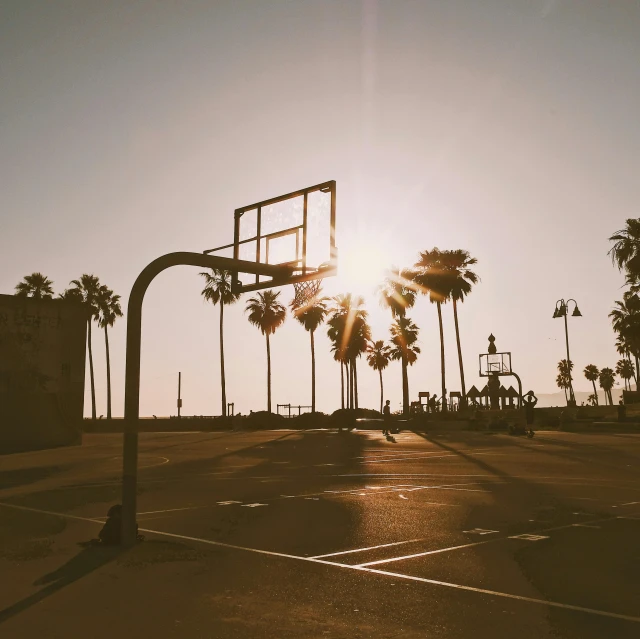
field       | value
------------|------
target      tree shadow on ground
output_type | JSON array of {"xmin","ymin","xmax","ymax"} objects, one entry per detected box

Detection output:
[{"xmin": 0, "ymin": 542, "xmax": 122, "ymax": 625}]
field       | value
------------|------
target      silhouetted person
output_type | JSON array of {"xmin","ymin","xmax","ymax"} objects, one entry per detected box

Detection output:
[
  {"xmin": 429, "ymin": 395, "xmax": 438, "ymax": 413},
  {"xmin": 98, "ymin": 504, "xmax": 142, "ymax": 545},
  {"xmin": 523, "ymin": 391, "xmax": 538, "ymax": 426},
  {"xmin": 382, "ymin": 400, "xmax": 391, "ymax": 435},
  {"xmin": 618, "ymin": 398, "xmax": 626, "ymax": 422}
]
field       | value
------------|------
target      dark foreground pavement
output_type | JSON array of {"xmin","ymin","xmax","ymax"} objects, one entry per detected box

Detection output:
[{"xmin": 1, "ymin": 429, "xmax": 639, "ymax": 638}]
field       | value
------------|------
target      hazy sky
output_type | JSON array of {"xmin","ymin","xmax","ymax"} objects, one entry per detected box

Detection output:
[{"xmin": 1, "ymin": 0, "xmax": 638, "ymax": 416}]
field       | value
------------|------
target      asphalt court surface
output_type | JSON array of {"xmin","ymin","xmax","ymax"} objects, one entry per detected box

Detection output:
[{"xmin": 2, "ymin": 428, "xmax": 640, "ymax": 637}]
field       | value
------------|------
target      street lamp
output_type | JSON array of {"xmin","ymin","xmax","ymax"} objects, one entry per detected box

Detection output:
[{"xmin": 552, "ymin": 298, "xmax": 582, "ymax": 406}]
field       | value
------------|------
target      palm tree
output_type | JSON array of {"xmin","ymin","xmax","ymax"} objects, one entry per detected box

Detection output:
[
  {"xmin": 291, "ymin": 293, "xmax": 328, "ymax": 413},
  {"xmin": 200, "ymin": 269, "xmax": 242, "ymax": 417},
  {"xmin": 557, "ymin": 359, "xmax": 574, "ymax": 406},
  {"xmin": 69, "ymin": 274, "xmax": 101, "ymax": 420},
  {"xmin": 414, "ymin": 248, "xmax": 452, "ymax": 411},
  {"xmin": 556, "ymin": 372, "xmax": 570, "ymax": 403},
  {"xmin": 598, "ymin": 367, "xmax": 615, "ymax": 406},
  {"xmin": 15, "ymin": 272, "xmax": 54, "ymax": 299},
  {"xmin": 245, "ymin": 290, "xmax": 286, "ymax": 413},
  {"xmin": 389, "ymin": 316, "xmax": 420, "ymax": 415},
  {"xmin": 610, "ymin": 293, "xmax": 640, "ymax": 377},
  {"xmin": 583, "ymin": 364, "xmax": 600, "ymax": 406},
  {"xmin": 616, "ymin": 359, "xmax": 635, "ymax": 391},
  {"xmin": 378, "ymin": 267, "xmax": 417, "ymax": 319},
  {"xmin": 441, "ymin": 250, "xmax": 479, "ymax": 408},
  {"xmin": 327, "ymin": 294, "xmax": 370, "ymax": 409},
  {"xmin": 97, "ymin": 286, "xmax": 123, "ymax": 420},
  {"xmin": 366, "ymin": 340, "xmax": 392, "ymax": 413},
  {"xmin": 609, "ymin": 218, "xmax": 640, "ymax": 285}
]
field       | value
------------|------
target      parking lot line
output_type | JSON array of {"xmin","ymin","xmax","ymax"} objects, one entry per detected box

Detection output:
[{"xmin": 310, "ymin": 538, "xmax": 425, "ymax": 559}]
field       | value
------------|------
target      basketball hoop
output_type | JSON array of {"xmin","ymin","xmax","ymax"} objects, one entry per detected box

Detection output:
[{"xmin": 292, "ymin": 278, "xmax": 323, "ymax": 310}]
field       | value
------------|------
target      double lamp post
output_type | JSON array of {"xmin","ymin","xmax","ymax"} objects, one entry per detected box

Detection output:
[{"xmin": 552, "ymin": 298, "xmax": 582, "ymax": 406}]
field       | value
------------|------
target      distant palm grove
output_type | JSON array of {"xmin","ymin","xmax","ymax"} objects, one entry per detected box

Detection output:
[{"xmin": 15, "ymin": 221, "xmax": 639, "ymax": 416}]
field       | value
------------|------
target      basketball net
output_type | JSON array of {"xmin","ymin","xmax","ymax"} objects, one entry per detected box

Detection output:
[{"xmin": 292, "ymin": 278, "xmax": 323, "ymax": 311}]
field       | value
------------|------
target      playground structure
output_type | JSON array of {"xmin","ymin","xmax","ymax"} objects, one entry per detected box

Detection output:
[
  {"xmin": 120, "ymin": 181, "xmax": 337, "ymax": 546},
  {"xmin": 277, "ymin": 403, "xmax": 312, "ymax": 418}
]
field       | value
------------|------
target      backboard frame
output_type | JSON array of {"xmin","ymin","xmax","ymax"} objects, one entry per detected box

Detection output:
[
  {"xmin": 205, "ymin": 180, "xmax": 337, "ymax": 294},
  {"xmin": 479, "ymin": 352, "xmax": 512, "ymax": 377}
]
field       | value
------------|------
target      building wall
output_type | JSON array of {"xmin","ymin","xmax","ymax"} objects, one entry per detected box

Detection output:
[{"xmin": 0, "ymin": 294, "xmax": 87, "ymax": 453}]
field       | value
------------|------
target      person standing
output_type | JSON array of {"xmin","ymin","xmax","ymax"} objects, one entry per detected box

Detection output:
[
  {"xmin": 382, "ymin": 399, "xmax": 391, "ymax": 436},
  {"xmin": 523, "ymin": 391, "xmax": 538, "ymax": 427}
]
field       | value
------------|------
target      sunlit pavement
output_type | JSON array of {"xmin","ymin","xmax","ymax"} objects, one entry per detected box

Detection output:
[{"xmin": 1, "ymin": 429, "xmax": 639, "ymax": 638}]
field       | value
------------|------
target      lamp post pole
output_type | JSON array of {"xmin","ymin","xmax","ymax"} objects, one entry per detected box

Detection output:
[{"xmin": 553, "ymin": 298, "xmax": 581, "ymax": 407}]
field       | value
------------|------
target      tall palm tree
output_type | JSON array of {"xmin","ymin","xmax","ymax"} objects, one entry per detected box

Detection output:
[
  {"xmin": 610, "ymin": 292, "xmax": 640, "ymax": 377},
  {"xmin": 200, "ymin": 269, "xmax": 242, "ymax": 417},
  {"xmin": 327, "ymin": 294, "xmax": 370, "ymax": 409},
  {"xmin": 69, "ymin": 274, "xmax": 101, "ymax": 420},
  {"xmin": 378, "ymin": 267, "xmax": 417, "ymax": 319},
  {"xmin": 598, "ymin": 367, "xmax": 615, "ymax": 406},
  {"xmin": 291, "ymin": 293, "xmax": 328, "ymax": 413},
  {"xmin": 389, "ymin": 316, "xmax": 420, "ymax": 415},
  {"xmin": 245, "ymin": 290, "xmax": 286, "ymax": 413},
  {"xmin": 583, "ymin": 364, "xmax": 600, "ymax": 406},
  {"xmin": 15, "ymin": 272, "xmax": 54, "ymax": 299},
  {"xmin": 616, "ymin": 359, "xmax": 635, "ymax": 391},
  {"xmin": 441, "ymin": 250, "xmax": 479, "ymax": 408},
  {"xmin": 366, "ymin": 340, "xmax": 392, "ymax": 413},
  {"xmin": 557, "ymin": 359, "xmax": 574, "ymax": 406},
  {"xmin": 97, "ymin": 286, "xmax": 122, "ymax": 420},
  {"xmin": 413, "ymin": 248, "xmax": 452, "ymax": 411},
  {"xmin": 609, "ymin": 218, "xmax": 640, "ymax": 285},
  {"xmin": 615, "ymin": 334, "xmax": 637, "ymax": 385}
]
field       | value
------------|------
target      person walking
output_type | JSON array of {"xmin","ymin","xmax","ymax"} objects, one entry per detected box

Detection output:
[{"xmin": 382, "ymin": 399, "xmax": 391, "ymax": 436}]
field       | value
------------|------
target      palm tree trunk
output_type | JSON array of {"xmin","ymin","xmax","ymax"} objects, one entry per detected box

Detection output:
[
  {"xmin": 87, "ymin": 319, "xmax": 96, "ymax": 420},
  {"xmin": 437, "ymin": 302, "xmax": 447, "ymax": 411},
  {"xmin": 266, "ymin": 333, "xmax": 271, "ymax": 413},
  {"xmin": 635, "ymin": 355, "xmax": 639, "ymax": 387},
  {"xmin": 591, "ymin": 380, "xmax": 598, "ymax": 405},
  {"xmin": 608, "ymin": 390, "xmax": 613, "ymax": 406},
  {"xmin": 401, "ymin": 355, "xmax": 409, "ymax": 415},
  {"xmin": 452, "ymin": 298, "xmax": 467, "ymax": 408},
  {"xmin": 353, "ymin": 358, "xmax": 359, "ymax": 410},
  {"xmin": 379, "ymin": 369, "xmax": 383, "ymax": 414},
  {"xmin": 340, "ymin": 362, "xmax": 345, "ymax": 409},
  {"xmin": 220, "ymin": 301, "xmax": 226, "ymax": 417},
  {"xmin": 349, "ymin": 361, "xmax": 355, "ymax": 409},
  {"xmin": 104, "ymin": 325, "xmax": 112, "ymax": 420},
  {"xmin": 310, "ymin": 330, "xmax": 316, "ymax": 413}
]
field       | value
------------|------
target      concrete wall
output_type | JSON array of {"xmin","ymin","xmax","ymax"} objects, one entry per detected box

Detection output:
[{"xmin": 0, "ymin": 294, "xmax": 87, "ymax": 453}]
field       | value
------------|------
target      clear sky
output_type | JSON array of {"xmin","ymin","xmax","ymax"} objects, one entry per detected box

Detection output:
[{"xmin": 1, "ymin": 0, "xmax": 637, "ymax": 416}]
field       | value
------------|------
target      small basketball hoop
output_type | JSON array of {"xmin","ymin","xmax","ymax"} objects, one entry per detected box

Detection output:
[{"xmin": 292, "ymin": 278, "xmax": 323, "ymax": 310}]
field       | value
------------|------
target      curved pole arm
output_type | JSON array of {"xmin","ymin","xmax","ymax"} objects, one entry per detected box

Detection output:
[{"xmin": 121, "ymin": 252, "xmax": 284, "ymax": 546}]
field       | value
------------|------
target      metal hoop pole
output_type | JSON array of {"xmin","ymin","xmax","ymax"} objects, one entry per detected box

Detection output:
[{"xmin": 122, "ymin": 252, "xmax": 284, "ymax": 546}]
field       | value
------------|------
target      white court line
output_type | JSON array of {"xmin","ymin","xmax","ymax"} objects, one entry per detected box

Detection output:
[
  {"xmin": 0, "ymin": 502, "xmax": 104, "ymax": 523},
  {"xmin": 137, "ymin": 507, "xmax": 197, "ymax": 515},
  {"xmin": 355, "ymin": 513, "xmax": 625, "ymax": 568},
  {"xmin": 2, "ymin": 501, "xmax": 639, "ymax": 623},
  {"xmin": 361, "ymin": 567, "xmax": 640, "ymax": 624},
  {"xmin": 311, "ymin": 538, "xmax": 425, "ymax": 559},
  {"xmin": 365, "ymin": 452, "xmax": 507, "ymax": 464}
]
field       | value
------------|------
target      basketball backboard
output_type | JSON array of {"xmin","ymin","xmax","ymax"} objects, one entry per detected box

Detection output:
[
  {"xmin": 205, "ymin": 180, "xmax": 336, "ymax": 294},
  {"xmin": 479, "ymin": 352, "xmax": 512, "ymax": 377}
]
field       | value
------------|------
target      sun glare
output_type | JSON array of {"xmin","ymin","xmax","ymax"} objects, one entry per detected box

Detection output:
[{"xmin": 338, "ymin": 241, "xmax": 390, "ymax": 298}]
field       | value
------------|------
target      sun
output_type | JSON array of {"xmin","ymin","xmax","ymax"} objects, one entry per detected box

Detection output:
[{"xmin": 338, "ymin": 241, "xmax": 390, "ymax": 298}]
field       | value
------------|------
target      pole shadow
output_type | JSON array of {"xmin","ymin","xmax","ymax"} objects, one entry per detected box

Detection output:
[{"xmin": 0, "ymin": 542, "xmax": 122, "ymax": 625}]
